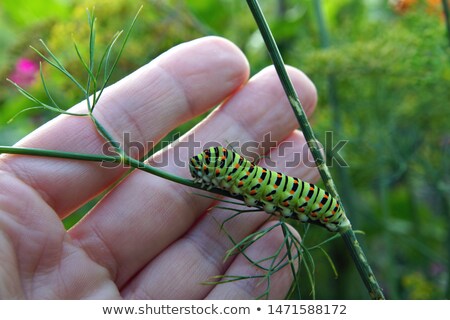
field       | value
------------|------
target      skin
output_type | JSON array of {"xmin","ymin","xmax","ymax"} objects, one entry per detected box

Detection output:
[{"xmin": 0, "ymin": 36, "xmax": 318, "ymax": 299}]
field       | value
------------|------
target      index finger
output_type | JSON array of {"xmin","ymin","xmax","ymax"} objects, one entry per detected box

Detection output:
[{"xmin": 0, "ymin": 37, "xmax": 249, "ymax": 217}]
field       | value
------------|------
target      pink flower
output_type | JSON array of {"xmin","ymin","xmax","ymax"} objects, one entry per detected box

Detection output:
[{"xmin": 9, "ymin": 58, "xmax": 39, "ymax": 87}]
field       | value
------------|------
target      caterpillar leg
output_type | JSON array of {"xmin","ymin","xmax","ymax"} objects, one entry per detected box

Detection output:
[
  {"xmin": 243, "ymin": 194, "xmax": 259, "ymax": 207},
  {"xmin": 324, "ymin": 223, "xmax": 338, "ymax": 232},
  {"xmin": 262, "ymin": 203, "xmax": 277, "ymax": 213}
]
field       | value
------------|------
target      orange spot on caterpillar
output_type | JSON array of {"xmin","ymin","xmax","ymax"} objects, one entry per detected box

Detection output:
[
  {"xmin": 290, "ymin": 190, "xmax": 295, "ymax": 194},
  {"xmin": 311, "ymin": 212, "xmax": 317, "ymax": 217},
  {"xmin": 250, "ymin": 190, "xmax": 257, "ymax": 195},
  {"xmin": 273, "ymin": 184, "xmax": 278, "ymax": 189},
  {"xmin": 277, "ymin": 173, "xmax": 282, "ymax": 178},
  {"xmin": 227, "ymin": 176, "xmax": 232, "ymax": 181},
  {"xmin": 234, "ymin": 163, "xmax": 240, "ymax": 169},
  {"xmin": 305, "ymin": 197, "xmax": 310, "ymax": 201},
  {"xmin": 246, "ymin": 171, "xmax": 251, "ymax": 175},
  {"xmin": 221, "ymin": 155, "xmax": 226, "ymax": 161},
  {"xmin": 238, "ymin": 181, "xmax": 244, "ymax": 186},
  {"xmin": 215, "ymin": 169, "xmax": 220, "ymax": 175},
  {"xmin": 258, "ymin": 178, "xmax": 263, "ymax": 183},
  {"xmin": 266, "ymin": 196, "xmax": 273, "ymax": 201},
  {"xmin": 309, "ymin": 186, "xmax": 314, "ymax": 191},
  {"xmin": 282, "ymin": 201, "xmax": 289, "ymax": 207}
]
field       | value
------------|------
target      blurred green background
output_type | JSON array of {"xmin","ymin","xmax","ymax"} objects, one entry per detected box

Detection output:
[{"xmin": 0, "ymin": 0, "xmax": 448, "ymax": 299}]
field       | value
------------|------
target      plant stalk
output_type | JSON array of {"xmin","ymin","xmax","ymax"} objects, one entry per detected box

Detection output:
[
  {"xmin": 246, "ymin": 0, "xmax": 385, "ymax": 299},
  {"xmin": 339, "ymin": 230, "xmax": 384, "ymax": 299}
]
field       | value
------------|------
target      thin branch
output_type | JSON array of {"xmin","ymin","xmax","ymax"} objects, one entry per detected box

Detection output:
[
  {"xmin": 6, "ymin": 79, "xmax": 88, "ymax": 118},
  {"xmin": 93, "ymin": 5, "xmax": 143, "ymax": 110}
]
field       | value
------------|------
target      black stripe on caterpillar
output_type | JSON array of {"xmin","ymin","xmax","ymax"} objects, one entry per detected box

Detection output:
[{"xmin": 189, "ymin": 146, "xmax": 350, "ymax": 232}]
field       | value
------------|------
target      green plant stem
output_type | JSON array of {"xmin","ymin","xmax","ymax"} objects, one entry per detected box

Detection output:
[
  {"xmin": 281, "ymin": 223, "xmax": 302, "ymax": 299},
  {"xmin": 0, "ymin": 146, "xmax": 236, "ymax": 200},
  {"xmin": 312, "ymin": 0, "xmax": 330, "ymax": 48},
  {"xmin": 442, "ymin": 0, "xmax": 450, "ymax": 46},
  {"xmin": 379, "ymin": 175, "xmax": 398, "ymax": 299},
  {"xmin": 246, "ymin": 0, "xmax": 385, "ymax": 299},
  {"xmin": 339, "ymin": 230, "xmax": 384, "ymax": 300},
  {"xmin": 0, "ymin": 146, "xmax": 118, "ymax": 163},
  {"xmin": 0, "ymin": 145, "xmax": 191, "ymax": 186},
  {"xmin": 246, "ymin": 0, "xmax": 338, "ymax": 199},
  {"xmin": 445, "ymin": 195, "xmax": 450, "ymax": 299}
]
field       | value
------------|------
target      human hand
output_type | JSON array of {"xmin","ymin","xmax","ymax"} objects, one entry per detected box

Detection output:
[{"xmin": 0, "ymin": 37, "xmax": 317, "ymax": 299}]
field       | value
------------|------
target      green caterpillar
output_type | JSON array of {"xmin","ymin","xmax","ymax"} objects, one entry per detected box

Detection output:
[{"xmin": 189, "ymin": 146, "xmax": 350, "ymax": 232}]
